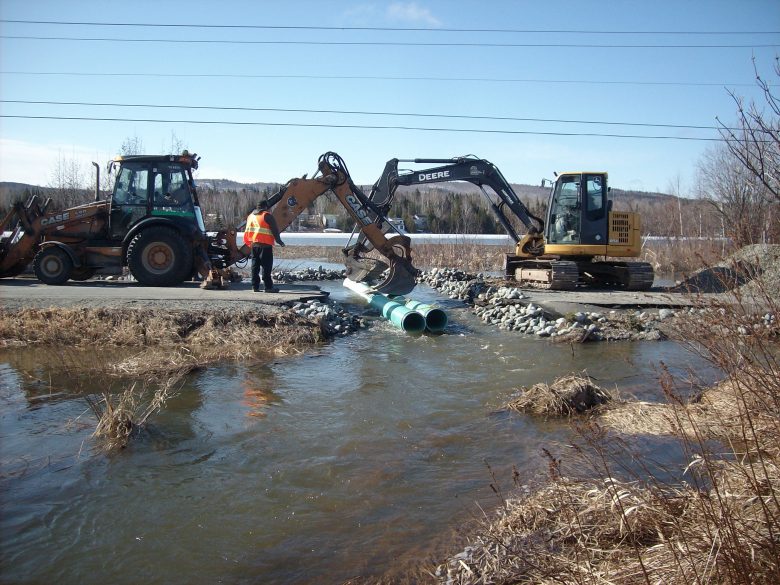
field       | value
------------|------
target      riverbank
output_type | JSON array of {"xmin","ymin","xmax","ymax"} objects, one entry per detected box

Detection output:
[
  {"xmin": 431, "ymin": 280, "xmax": 779, "ymax": 584},
  {"xmin": 2, "ymin": 246, "xmax": 778, "ymax": 583}
]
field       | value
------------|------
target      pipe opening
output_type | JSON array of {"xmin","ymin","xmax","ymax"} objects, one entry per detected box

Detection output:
[{"xmin": 422, "ymin": 308, "xmax": 448, "ymax": 333}]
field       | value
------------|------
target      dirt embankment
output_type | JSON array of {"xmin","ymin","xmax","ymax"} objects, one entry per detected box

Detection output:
[{"xmin": 0, "ymin": 306, "xmax": 325, "ymax": 377}]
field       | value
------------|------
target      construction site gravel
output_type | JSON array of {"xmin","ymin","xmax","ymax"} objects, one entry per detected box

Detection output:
[{"xmin": 1, "ymin": 244, "xmax": 777, "ymax": 349}]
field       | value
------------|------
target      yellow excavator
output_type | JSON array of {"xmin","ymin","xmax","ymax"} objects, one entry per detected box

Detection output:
[{"xmin": 366, "ymin": 156, "xmax": 653, "ymax": 290}]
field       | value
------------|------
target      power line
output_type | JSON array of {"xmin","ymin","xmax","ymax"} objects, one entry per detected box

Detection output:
[
  {"xmin": 2, "ymin": 35, "xmax": 776, "ymax": 49},
  {"xmin": 2, "ymin": 19, "xmax": 778, "ymax": 35},
  {"xmin": 1, "ymin": 98, "xmax": 733, "ymax": 131},
  {"xmin": 1, "ymin": 70, "xmax": 765, "ymax": 88},
  {"xmin": 0, "ymin": 114, "xmax": 726, "ymax": 141}
]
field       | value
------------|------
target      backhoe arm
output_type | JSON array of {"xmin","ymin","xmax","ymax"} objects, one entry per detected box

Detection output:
[{"xmin": 268, "ymin": 152, "xmax": 418, "ymax": 295}]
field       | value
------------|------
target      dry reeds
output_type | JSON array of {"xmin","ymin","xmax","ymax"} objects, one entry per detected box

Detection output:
[
  {"xmin": 505, "ymin": 374, "xmax": 614, "ymax": 417},
  {"xmin": 85, "ymin": 376, "xmax": 178, "ymax": 450},
  {"xmin": 0, "ymin": 307, "xmax": 323, "ymax": 377},
  {"xmin": 441, "ymin": 271, "xmax": 780, "ymax": 584}
]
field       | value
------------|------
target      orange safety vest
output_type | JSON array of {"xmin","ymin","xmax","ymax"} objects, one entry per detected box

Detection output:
[{"xmin": 244, "ymin": 211, "xmax": 276, "ymax": 246}]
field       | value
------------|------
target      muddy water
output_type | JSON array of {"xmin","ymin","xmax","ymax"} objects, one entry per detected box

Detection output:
[{"xmin": 0, "ymin": 283, "xmax": 718, "ymax": 585}]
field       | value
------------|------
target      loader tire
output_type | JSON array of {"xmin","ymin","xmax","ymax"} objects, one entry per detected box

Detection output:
[
  {"xmin": 127, "ymin": 226, "xmax": 193, "ymax": 286},
  {"xmin": 33, "ymin": 247, "xmax": 73, "ymax": 285}
]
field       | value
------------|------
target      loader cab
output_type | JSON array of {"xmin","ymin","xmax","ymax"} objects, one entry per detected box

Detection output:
[
  {"xmin": 545, "ymin": 172, "xmax": 609, "ymax": 248},
  {"xmin": 109, "ymin": 154, "xmax": 204, "ymax": 240}
]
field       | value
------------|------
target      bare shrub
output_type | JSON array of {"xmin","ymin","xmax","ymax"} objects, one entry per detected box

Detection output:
[
  {"xmin": 440, "ymin": 276, "xmax": 780, "ymax": 584},
  {"xmin": 85, "ymin": 376, "xmax": 179, "ymax": 451}
]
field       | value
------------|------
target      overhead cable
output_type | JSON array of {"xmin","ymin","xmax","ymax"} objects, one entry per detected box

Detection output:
[
  {"xmin": 0, "ymin": 114, "xmax": 727, "ymax": 142},
  {"xmin": 0, "ymin": 98, "xmax": 737, "ymax": 131},
  {"xmin": 0, "ymin": 70, "xmax": 766, "ymax": 88},
  {"xmin": 1, "ymin": 35, "xmax": 777, "ymax": 49},
  {"xmin": 1, "ymin": 19, "xmax": 778, "ymax": 35}
]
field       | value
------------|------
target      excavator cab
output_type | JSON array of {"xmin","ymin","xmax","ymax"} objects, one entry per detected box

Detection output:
[{"xmin": 545, "ymin": 172, "xmax": 609, "ymax": 248}]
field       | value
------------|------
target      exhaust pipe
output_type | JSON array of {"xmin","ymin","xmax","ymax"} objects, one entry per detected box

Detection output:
[
  {"xmin": 92, "ymin": 162, "xmax": 100, "ymax": 201},
  {"xmin": 343, "ymin": 278, "xmax": 425, "ymax": 334}
]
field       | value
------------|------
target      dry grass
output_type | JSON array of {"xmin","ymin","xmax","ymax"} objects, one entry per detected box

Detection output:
[
  {"xmin": 276, "ymin": 242, "xmax": 508, "ymax": 272},
  {"xmin": 505, "ymin": 374, "xmax": 615, "ymax": 417},
  {"xmin": 85, "ymin": 377, "xmax": 178, "ymax": 450},
  {"xmin": 597, "ymin": 400, "xmax": 683, "ymax": 436},
  {"xmin": 0, "ymin": 307, "xmax": 324, "ymax": 377},
  {"xmin": 277, "ymin": 237, "xmax": 733, "ymax": 276},
  {"xmin": 439, "ymin": 274, "xmax": 780, "ymax": 584},
  {"xmin": 641, "ymin": 238, "xmax": 733, "ymax": 277}
]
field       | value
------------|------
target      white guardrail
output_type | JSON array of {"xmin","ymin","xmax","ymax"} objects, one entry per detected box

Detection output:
[
  {"xmin": 4, "ymin": 230, "xmax": 730, "ymax": 247},
  {"xmin": 235, "ymin": 232, "xmax": 515, "ymax": 247}
]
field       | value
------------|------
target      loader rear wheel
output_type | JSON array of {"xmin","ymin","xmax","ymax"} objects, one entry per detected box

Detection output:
[
  {"xmin": 127, "ymin": 226, "xmax": 193, "ymax": 286},
  {"xmin": 33, "ymin": 247, "xmax": 73, "ymax": 285}
]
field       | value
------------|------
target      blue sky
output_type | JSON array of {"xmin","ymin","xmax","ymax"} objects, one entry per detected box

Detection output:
[{"xmin": 0, "ymin": 0, "xmax": 778, "ymax": 194}]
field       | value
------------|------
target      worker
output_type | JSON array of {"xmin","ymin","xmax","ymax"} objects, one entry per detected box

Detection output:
[{"xmin": 244, "ymin": 199, "xmax": 285, "ymax": 292}]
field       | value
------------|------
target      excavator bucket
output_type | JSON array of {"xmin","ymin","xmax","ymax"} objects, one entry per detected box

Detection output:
[
  {"xmin": 344, "ymin": 255, "xmax": 417, "ymax": 296},
  {"xmin": 374, "ymin": 257, "xmax": 418, "ymax": 296},
  {"xmin": 343, "ymin": 232, "xmax": 418, "ymax": 296}
]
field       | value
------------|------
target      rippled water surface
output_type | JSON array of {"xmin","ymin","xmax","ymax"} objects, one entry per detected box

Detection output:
[{"xmin": 0, "ymin": 282, "xmax": 718, "ymax": 584}]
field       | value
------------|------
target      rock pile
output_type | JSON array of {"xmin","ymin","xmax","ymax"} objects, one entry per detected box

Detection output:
[
  {"xmin": 671, "ymin": 244, "xmax": 780, "ymax": 301},
  {"xmin": 273, "ymin": 266, "xmax": 345, "ymax": 283},
  {"xmin": 418, "ymin": 267, "xmax": 673, "ymax": 341},
  {"xmin": 417, "ymin": 268, "xmax": 488, "ymax": 301},
  {"xmin": 290, "ymin": 300, "xmax": 366, "ymax": 337}
]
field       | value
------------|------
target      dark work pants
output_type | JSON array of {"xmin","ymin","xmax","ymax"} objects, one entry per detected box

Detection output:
[{"xmin": 251, "ymin": 244, "xmax": 274, "ymax": 291}]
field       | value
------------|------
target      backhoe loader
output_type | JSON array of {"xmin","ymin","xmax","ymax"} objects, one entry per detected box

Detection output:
[
  {"xmin": 364, "ymin": 156, "xmax": 653, "ymax": 290},
  {"xmin": 0, "ymin": 152, "xmax": 209, "ymax": 286},
  {"xmin": 0, "ymin": 151, "xmax": 418, "ymax": 295}
]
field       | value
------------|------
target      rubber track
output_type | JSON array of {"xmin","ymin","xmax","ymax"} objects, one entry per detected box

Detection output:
[
  {"xmin": 624, "ymin": 262, "xmax": 655, "ymax": 291},
  {"xmin": 515, "ymin": 260, "xmax": 579, "ymax": 290}
]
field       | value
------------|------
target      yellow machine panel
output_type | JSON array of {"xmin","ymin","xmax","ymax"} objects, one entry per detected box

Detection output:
[{"xmin": 606, "ymin": 211, "xmax": 642, "ymax": 257}]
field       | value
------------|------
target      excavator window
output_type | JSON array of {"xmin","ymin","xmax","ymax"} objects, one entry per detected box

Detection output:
[
  {"xmin": 548, "ymin": 175, "xmax": 581, "ymax": 244},
  {"xmin": 584, "ymin": 174, "xmax": 606, "ymax": 221}
]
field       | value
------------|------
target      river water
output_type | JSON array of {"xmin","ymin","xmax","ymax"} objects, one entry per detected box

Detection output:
[{"xmin": 0, "ymin": 280, "xmax": 718, "ymax": 584}]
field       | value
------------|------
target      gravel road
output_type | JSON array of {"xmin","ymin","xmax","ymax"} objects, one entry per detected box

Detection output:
[{"xmin": 0, "ymin": 276, "xmax": 328, "ymax": 312}]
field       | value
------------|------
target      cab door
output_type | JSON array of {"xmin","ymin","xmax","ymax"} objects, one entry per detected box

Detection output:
[
  {"xmin": 579, "ymin": 174, "xmax": 608, "ymax": 245},
  {"xmin": 545, "ymin": 174, "xmax": 581, "ymax": 245},
  {"xmin": 109, "ymin": 163, "xmax": 151, "ymax": 240}
]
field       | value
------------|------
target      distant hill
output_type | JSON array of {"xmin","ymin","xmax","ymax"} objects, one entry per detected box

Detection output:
[
  {"xmin": 1, "ymin": 178, "xmax": 674, "ymax": 219},
  {"xmin": 196, "ymin": 179, "xmax": 281, "ymax": 192}
]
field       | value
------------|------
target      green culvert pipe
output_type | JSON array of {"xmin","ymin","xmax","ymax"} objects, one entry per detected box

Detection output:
[
  {"xmin": 343, "ymin": 279, "xmax": 426, "ymax": 334},
  {"xmin": 404, "ymin": 300, "xmax": 448, "ymax": 333}
]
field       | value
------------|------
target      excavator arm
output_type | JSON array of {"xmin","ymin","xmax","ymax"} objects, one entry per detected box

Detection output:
[
  {"xmin": 245, "ymin": 152, "xmax": 418, "ymax": 295},
  {"xmin": 366, "ymin": 156, "xmax": 546, "ymax": 257}
]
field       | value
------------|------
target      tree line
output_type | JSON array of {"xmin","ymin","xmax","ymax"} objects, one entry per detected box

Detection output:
[{"xmin": 3, "ymin": 62, "xmax": 778, "ymax": 248}]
